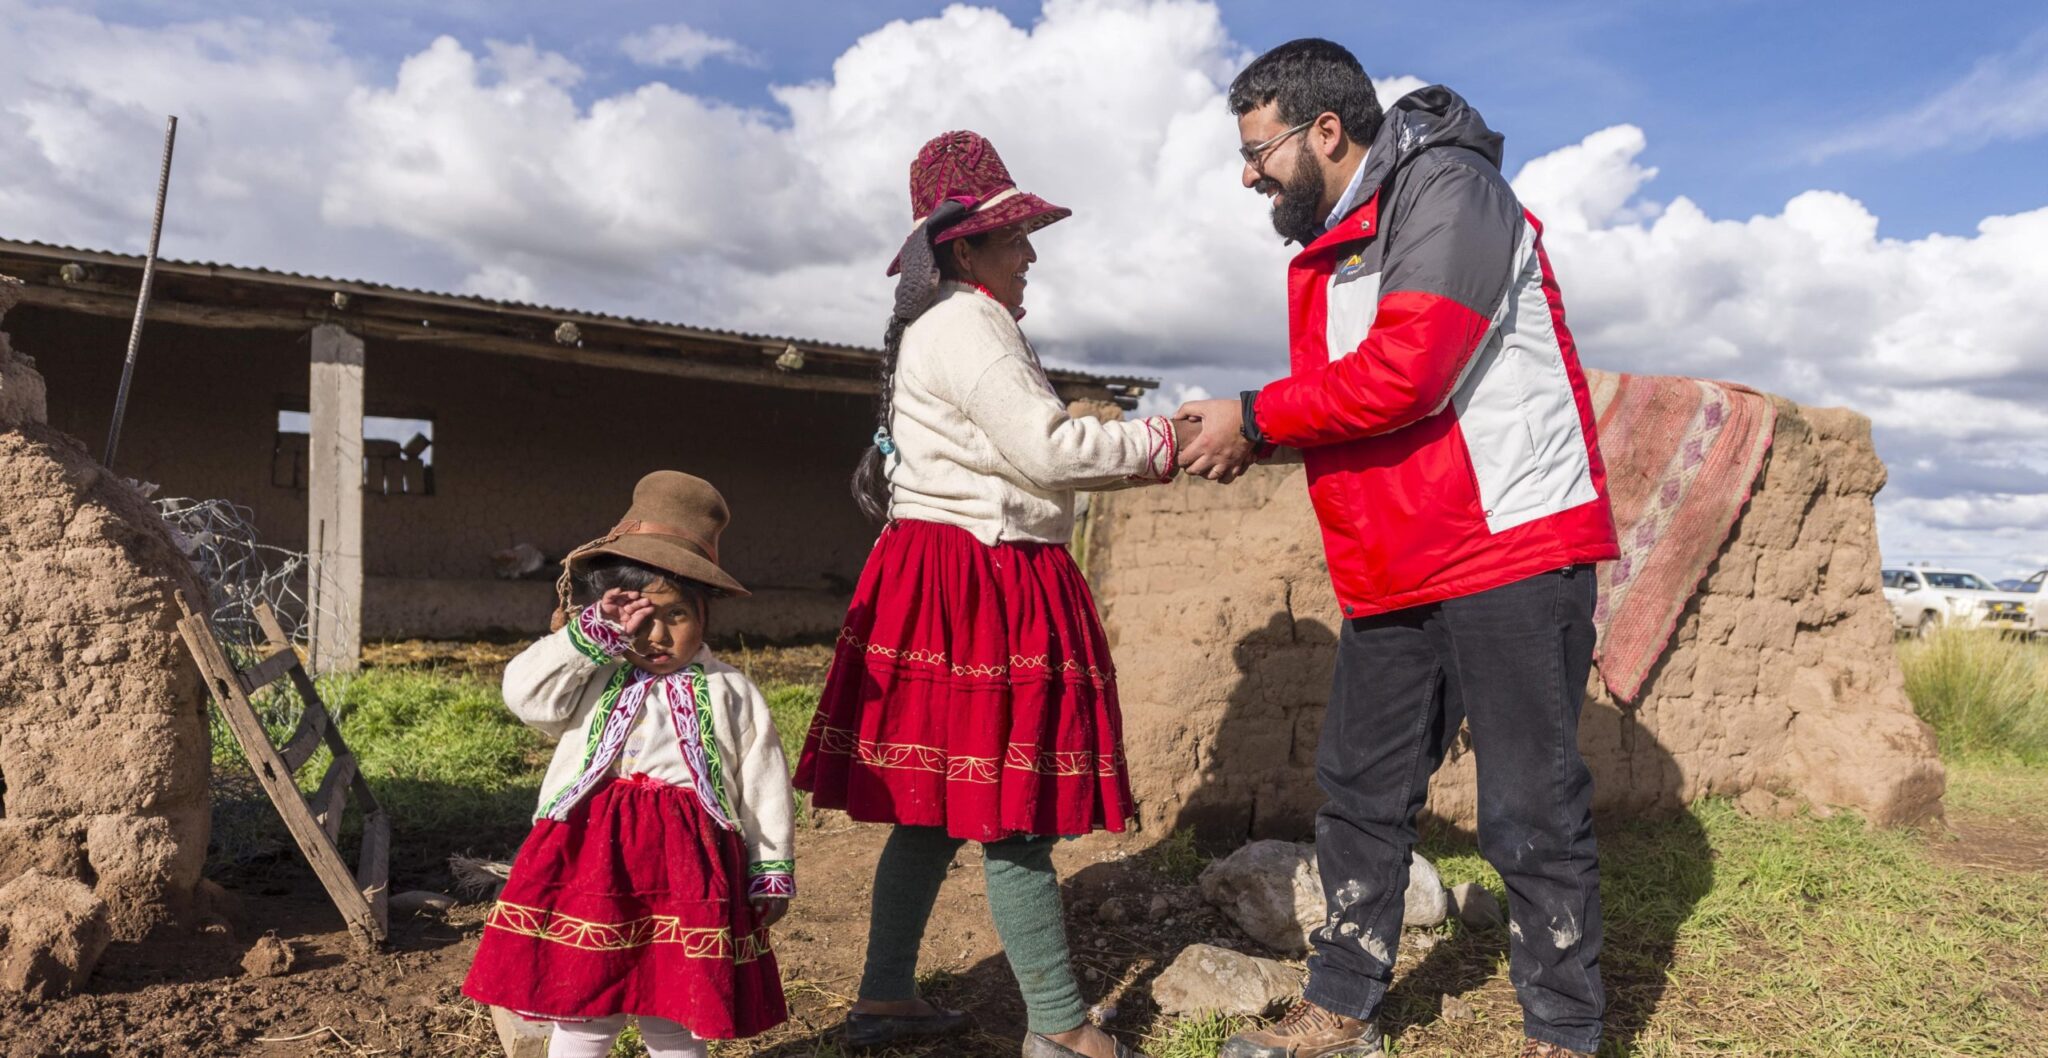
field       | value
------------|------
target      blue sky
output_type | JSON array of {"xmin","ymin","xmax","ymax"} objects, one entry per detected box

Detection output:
[
  {"xmin": 5, "ymin": 0, "xmax": 2047, "ymax": 574},
  {"xmin": 82, "ymin": 0, "xmax": 2048, "ymax": 238}
]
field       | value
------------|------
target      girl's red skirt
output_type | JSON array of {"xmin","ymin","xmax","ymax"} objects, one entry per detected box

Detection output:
[
  {"xmin": 793, "ymin": 518, "xmax": 1135, "ymax": 841},
  {"xmin": 462, "ymin": 775, "xmax": 786, "ymax": 1038}
]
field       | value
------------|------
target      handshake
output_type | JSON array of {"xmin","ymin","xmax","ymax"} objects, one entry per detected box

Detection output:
[{"xmin": 1169, "ymin": 397, "xmax": 1260, "ymax": 485}]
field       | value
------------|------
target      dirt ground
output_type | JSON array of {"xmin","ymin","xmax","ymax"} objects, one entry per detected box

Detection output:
[
  {"xmin": 4, "ymin": 791, "xmax": 2044, "ymax": 1058},
  {"xmin": 0, "ymin": 819, "xmax": 1220, "ymax": 1058}
]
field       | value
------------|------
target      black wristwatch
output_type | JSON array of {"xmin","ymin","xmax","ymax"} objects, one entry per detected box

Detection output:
[{"xmin": 1239, "ymin": 389, "xmax": 1264, "ymax": 447}]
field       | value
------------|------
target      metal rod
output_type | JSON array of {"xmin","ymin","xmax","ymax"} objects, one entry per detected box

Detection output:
[{"xmin": 103, "ymin": 114, "xmax": 178, "ymax": 468}]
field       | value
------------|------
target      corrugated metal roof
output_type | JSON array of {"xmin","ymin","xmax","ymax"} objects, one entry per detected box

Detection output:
[{"xmin": 0, "ymin": 238, "xmax": 1156, "ymax": 392}]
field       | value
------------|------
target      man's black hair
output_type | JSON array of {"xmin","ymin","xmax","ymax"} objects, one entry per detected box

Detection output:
[
  {"xmin": 571, "ymin": 554, "xmax": 712, "ymax": 616},
  {"xmin": 1227, "ymin": 38, "xmax": 1383, "ymax": 148}
]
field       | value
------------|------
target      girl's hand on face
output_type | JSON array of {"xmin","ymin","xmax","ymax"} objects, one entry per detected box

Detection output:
[
  {"xmin": 750, "ymin": 896, "xmax": 789, "ymax": 929},
  {"xmin": 597, "ymin": 588, "xmax": 658, "ymax": 638}
]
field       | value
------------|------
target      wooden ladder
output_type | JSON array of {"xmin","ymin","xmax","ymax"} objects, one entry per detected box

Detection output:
[{"xmin": 175, "ymin": 593, "xmax": 389, "ymax": 949}]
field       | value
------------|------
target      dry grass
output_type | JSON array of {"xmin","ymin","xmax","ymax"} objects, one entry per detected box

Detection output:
[{"xmin": 1897, "ymin": 630, "xmax": 2048, "ymax": 763}]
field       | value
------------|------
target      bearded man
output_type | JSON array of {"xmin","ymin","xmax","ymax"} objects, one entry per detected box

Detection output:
[{"xmin": 1177, "ymin": 39, "xmax": 1619, "ymax": 1058}]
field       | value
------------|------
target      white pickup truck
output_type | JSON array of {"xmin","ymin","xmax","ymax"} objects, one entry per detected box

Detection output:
[{"xmin": 1880, "ymin": 567, "xmax": 2032, "ymax": 637}]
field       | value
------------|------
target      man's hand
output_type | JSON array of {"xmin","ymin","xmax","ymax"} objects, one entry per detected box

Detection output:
[
  {"xmin": 1176, "ymin": 398, "xmax": 1256, "ymax": 483},
  {"xmin": 751, "ymin": 896, "xmax": 790, "ymax": 929}
]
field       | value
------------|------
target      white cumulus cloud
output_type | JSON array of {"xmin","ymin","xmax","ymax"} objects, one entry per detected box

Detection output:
[
  {"xmin": 1, "ymin": 0, "xmax": 2045, "ymax": 573},
  {"xmin": 620, "ymin": 23, "xmax": 761, "ymax": 71}
]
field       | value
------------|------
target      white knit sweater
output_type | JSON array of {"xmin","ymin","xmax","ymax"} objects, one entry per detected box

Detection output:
[
  {"xmin": 503, "ymin": 621, "xmax": 796, "ymax": 897},
  {"xmin": 886, "ymin": 282, "xmax": 1175, "ymax": 544}
]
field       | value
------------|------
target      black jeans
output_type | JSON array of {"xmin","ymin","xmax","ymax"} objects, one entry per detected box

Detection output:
[{"xmin": 1302, "ymin": 566, "xmax": 1604, "ymax": 1054}]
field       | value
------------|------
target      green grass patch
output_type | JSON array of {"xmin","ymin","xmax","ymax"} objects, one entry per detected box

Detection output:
[
  {"xmin": 1163, "ymin": 765, "xmax": 2048, "ymax": 1057},
  {"xmin": 209, "ymin": 666, "xmax": 550, "ymax": 881},
  {"xmin": 761, "ymin": 682, "xmax": 822, "ymax": 769},
  {"xmin": 1142, "ymin": 827, "xmax": 1210, "ymax": 885},
  {"xmin": 1144, "ymin": 1011, "xmax": 1255, "ymax": 1058},
  {"xmin": 1898, "ymin": 630, "xmax": 2048, "ymax": 763}
]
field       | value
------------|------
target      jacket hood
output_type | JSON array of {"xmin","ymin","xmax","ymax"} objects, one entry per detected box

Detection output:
[{"xmin": 1353, "ymin": 85, "xmax": 1504, "ymax": 200}]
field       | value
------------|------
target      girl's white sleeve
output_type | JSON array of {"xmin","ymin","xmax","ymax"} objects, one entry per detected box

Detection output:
[
  {"xmin": 728, "ymin": 676, "xmax": 796, "ymax": 898},
  {"xmin": 501, "ymin": 613, "xmax": 626, "ymax": 739}
]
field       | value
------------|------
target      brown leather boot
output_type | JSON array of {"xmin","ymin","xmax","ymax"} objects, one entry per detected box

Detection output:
[
  {"xmin": 1217, "ymin": 998, "xmax": 1382, "ymax": 1058},
  {"xmin": 1519, "ymin": 1039, "xmax": 1594, "ymax": 1057}
]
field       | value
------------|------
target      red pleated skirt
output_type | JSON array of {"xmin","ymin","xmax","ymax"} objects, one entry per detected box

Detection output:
[
  {"xmin": 793, "ymin": 518, "xmax": 1135, "ymax": 841},
  {"xmin": 462, "ymin": 775, "xmax": 786, "ymax": 1038}
]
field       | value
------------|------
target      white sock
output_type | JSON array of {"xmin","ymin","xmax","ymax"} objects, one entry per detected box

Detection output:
[
  {"xmin": 637, "ymin": 1016, "xmax": 708, "ymax": 1058},
  {"xmin": 547, "ymin": 1015, "xmax": 627, "ymax": 1058}
]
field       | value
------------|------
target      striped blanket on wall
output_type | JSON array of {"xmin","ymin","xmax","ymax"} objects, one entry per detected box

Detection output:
[{"xmin": 1586, "ymin": 371, "xmax": 1777, "ymax": 702}]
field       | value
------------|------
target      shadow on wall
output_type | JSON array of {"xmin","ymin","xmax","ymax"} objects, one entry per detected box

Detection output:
[{"xmin": 1170, "ymin": 606, "xmax": 1712, "ymax": 1054}]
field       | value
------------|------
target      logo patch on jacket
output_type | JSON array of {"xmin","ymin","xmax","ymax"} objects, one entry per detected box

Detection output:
[{"xmin": 1334, "ymin": 253, "xmax": 1374, "ymax": 283}]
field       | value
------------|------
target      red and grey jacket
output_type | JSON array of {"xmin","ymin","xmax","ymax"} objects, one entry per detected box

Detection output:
[{"xmin": 1247, "ymin": 86, "xmax": 1618, "ymax": 619}]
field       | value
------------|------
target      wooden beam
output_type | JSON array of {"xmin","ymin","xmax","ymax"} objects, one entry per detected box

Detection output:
[
  {"xmin": 309, "ymin": 751, "xmax": 358, "ymax": 843},
  {"xmin": 356, "ymin": 809, "xmax": 390, "ymax": 935},
  {"xmin": 175, "ymin": 607, "xmax": 384, "ymax": 949},
  {"xmin": 307, "ymin": 324, "xmax": 364, "ymax": 674},
  {"xmin": 237, "ymin": 647, "xmax": 299, "ymax": 696},
  {"xmin": 277, "ymin": 705, "xmax": 332, "ymax": 774}
]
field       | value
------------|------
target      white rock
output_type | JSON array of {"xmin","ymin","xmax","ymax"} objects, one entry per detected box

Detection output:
[
  {"xmin": 390, "ymin": 890, "xmax": 457, "ymax": 914},
  {"xmin": 490, "ymin": 1006, "xmax": 551, "ymax": 1058},
  {"xmin": 1449, "ymin": 882, "xmax": 1504, "ymax": 930},
  {"xmin": 1151, "ymin": 944, "xmax": 1306, "ymax": 1017},
  {"xmin": 1201, "ymin": 842, "xmax": 1454, "ymax": 955},
  {"xmin": 1403, "ymin": 855, "xmax": 1449, "ymax": 930},
  {"xmin": 1198, "ymin": 841, "xmax": 1324, "ymax": 956}
]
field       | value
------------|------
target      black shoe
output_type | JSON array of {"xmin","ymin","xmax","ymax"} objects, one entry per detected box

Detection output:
[
  {"xmin": 1023, "ymin": 1030, "xmax": 1152, "ymax": 1058},
  {"xmin": 842, "ymin": 1005, "xmax": 974, "ymax": 1049}
]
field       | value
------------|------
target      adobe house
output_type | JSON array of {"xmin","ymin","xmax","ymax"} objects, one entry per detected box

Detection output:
[{"xmin": 0, "ymin": 239, "xmax": 1148, "ymax": 668}]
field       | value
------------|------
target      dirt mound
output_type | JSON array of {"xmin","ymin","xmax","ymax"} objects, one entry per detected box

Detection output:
[
  {"xmin": 1088, "ymin": 376, "xmax": 1944, "ymax": 839},
  {"xmin": 0, "ymin": 282, "xmax": 211, "ymax": 947}
]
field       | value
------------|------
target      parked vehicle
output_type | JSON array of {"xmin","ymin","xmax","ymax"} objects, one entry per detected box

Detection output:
[
  {"xmin": 1880, "ymin": 567, "xmax": 2032, "ymax": 637},
  {"xmin": 2014, "ymin": 570, "xmax": 2044, "ymax": 636}
]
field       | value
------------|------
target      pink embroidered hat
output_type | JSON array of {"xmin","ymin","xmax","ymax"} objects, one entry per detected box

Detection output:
[{"xmin": 885, "ymin": 130, "xmax": 1072, "ymax": 276}]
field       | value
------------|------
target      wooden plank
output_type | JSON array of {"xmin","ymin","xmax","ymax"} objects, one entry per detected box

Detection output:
[
  {"xmin": 253, "ymin": 605, "xmax": 291, "ymax": 652},
  {"xmin": 356, "ymin": 808, "xmax": 390, "ymax": 936},
  {"xmin": 309, "ymin": 751, "xmax": 358, "ymax": 843},
  {"xmin": 236, "ymin": 647, "xmax": 299, "ymax": 695},
  {"xmin": 308, "ymin": 324, "xmax": 365, "ymax": 675},
  {"xmin": 175, "ymin": 612, "xmax": 385, "ymax": 949},
  {"xmin": 277, "ymin": 705, "xmax": 331, "ymax": 773}
]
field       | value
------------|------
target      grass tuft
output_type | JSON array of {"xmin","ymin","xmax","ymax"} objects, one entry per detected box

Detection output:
[
  {"xmin": 1145, "ymin": 1011, "xmax": 1256, "ymax": 1058},
  {"xmin": 1142, "ymin": 827, "xmax": 1210, "ymax": 885},
  {"xmin": 1898, "ymin": 630, "xmax": 2048, "ymax": 763}
]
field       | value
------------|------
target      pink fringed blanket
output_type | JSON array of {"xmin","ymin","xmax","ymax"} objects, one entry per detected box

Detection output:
[{"xmin": 1585, "ymin": 371, "xmax": 1776, "ymax": 702}]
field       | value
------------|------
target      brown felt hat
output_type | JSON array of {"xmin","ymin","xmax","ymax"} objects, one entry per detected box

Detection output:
[{"xmin": 551, "ymin": 471, "xmax": 749, "ymax": 629}]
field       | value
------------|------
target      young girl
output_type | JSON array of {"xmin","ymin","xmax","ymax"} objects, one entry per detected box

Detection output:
[
  {"xmin": 794, "ymin": 131, "xmax": 1193, "ymax": 1058},
  {"xmin": 463, "ymin": 471, "xmax": 794, "ymax": 1058}
]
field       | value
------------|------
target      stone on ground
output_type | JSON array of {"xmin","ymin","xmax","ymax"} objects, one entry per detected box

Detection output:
[
  {"xmin": 1198, "ymin": 840, "xmax": 1323, "ymax": 956},
  {"xmin": 1403, "ymin": 853, "xmax": 1448, "ymax": 929},
  {"xmin": 1201, "ymin": 841, "xmax": 1452, "ymax": 954},
  {"xmin": 491, "ymin": 1005, "xmax": 552, "ymax": 1058},
  {"xmin": 1449, "ymin": 881, "xmax": 1504, "ymax": 930},
  {"xmin": 1151, "ymin": 943, "xmax": 1305, "ymax": 1017},
  {"xmin": 240, "ymin": 933, "xmax": 296, "ymax": 978}
]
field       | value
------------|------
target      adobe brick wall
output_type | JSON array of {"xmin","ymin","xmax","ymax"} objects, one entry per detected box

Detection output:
[
  {"xmin": 1086, "ymin": 376, "xmax": 1944, "ymax": 840},
  {"xmin": 13, "ymin": 308, "xmax": 872, "ymax": 640},
  {"xmin": 0, "ymin": 285, "xmax": 210, "ymax": 943}
]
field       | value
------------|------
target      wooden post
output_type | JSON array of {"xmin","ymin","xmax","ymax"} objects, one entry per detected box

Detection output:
[{"xmin": 308, "ymin": 324, "xmax": 364, "ymax": 674}]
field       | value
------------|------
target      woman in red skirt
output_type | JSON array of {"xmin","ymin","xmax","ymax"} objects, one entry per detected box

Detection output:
[
  {"xmin": 793, "ymin": 132, "xmax": 1193, "ymax": 1058},
  {"xmin": 465, "ymin": 472, "xmax": 795, "ymax": 1058}
]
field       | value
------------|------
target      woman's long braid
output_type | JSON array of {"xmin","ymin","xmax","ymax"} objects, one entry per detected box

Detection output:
[{"xmin": 852, "ymin": 198, "xmax": 973, "ymax": 523}]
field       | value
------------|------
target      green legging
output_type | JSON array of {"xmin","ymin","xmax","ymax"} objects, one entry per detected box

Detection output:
[{"xmin": 858, "ymin": 825, "xmax": 1086, "ymax": 1035}]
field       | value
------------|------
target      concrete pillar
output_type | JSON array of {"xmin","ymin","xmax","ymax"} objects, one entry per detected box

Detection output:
[{"xmin": 307, "ymin": 324, "xmax": 364, "ymax": 674}]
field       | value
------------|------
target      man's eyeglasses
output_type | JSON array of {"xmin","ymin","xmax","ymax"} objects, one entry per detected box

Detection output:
[{"xmin": 1239, "ymin": 120, "xmax": 1313, "ymax": 169}]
